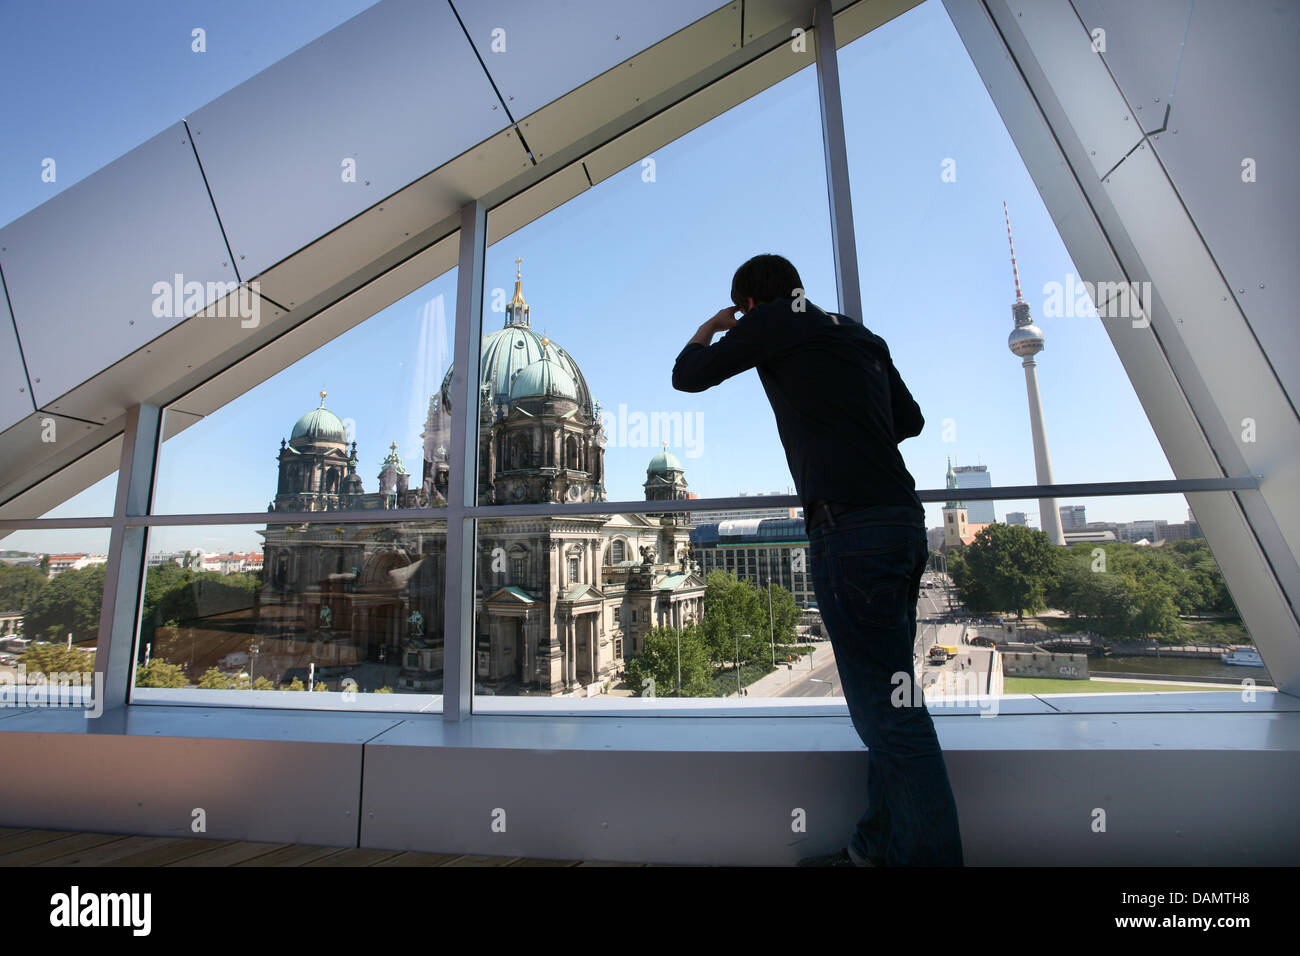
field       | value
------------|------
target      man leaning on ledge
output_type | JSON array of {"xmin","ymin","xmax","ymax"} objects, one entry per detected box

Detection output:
[{"xmin": 672, "ymin": 253, "xmax": 963, "ymax": 867}]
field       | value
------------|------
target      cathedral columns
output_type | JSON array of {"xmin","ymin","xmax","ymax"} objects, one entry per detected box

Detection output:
[{"xmin": 567, "ymin": 616, "xmax": 577, "ymax": 689}]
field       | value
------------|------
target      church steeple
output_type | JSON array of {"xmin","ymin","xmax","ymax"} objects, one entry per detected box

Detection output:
[
  {"xmin": 506, "ymin": 256, "xmax": 530, "ymax": 328},
  {"xmin": 944, "ymin": 456, "xmax": 964, "ymax": 510}
]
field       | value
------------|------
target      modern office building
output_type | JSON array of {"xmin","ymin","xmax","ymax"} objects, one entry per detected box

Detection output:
[
  {"xmin": 952, "ymin": 464, "xmax": 995, "ymax": 524},
  {"xmin": 1005, "ymin": 511, "xmax": 1028, "ymax": 527},
  {"xmin": 1059, "ymin": 504, "xmax": 1087, "ymax": 529},
  {"xmin": 689, "ymin": 516, "xmax": 815, "ymax": 608},
  {"xmin": 691, "ymin": 491, "xmax": 801, "ymax": 527},
  {"xmin": 0, "ymin": 0, "xmax": 1295, "ymax": 867}
]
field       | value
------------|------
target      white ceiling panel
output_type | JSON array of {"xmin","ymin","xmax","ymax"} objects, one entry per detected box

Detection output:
[
  {"xmin": 255, "ymin": 128, "xmax": 529, "ymax": 311},
  {"xmin": 1140, "ymin": 0, "xmax": 1300, "ymax": 412},
  {"xmin": 487, "ymin": 162, "xmax": 591, "ymax": 246},
  {"xmin": 513, "ymin": 3, "xmax": 742, "ymax": 162},
  {"xmin": 1006, "ymin": 0, "xmax": 1142, "ymax": 178},
  {"xmin": 188, "ymin": 0, "xmax": 507, "ymax": 282},
  {"xmin": 171, "ymin": 233, "xmax": 459, "ymax": 421},
  {"xmin": 456, "ymin": 0, "xmax": 730, "ymax": 122},
  {"xmin": 0, "ymin": 123, "xmax": 237, "ymax": 409},
  {"xmin": 582, "ymin": 37, "xmax": 809, "ymax": 184},
  {"xmin": 1070, "ymin": 0, "xmax": 1193, "ymax": 135},
  {"xmin": 0, "ymin": 281, "xmax": 34, "ymax": 433},
  {"xmin": 0, "ymin": 413, "xmax": 112, "ymax": 515}
]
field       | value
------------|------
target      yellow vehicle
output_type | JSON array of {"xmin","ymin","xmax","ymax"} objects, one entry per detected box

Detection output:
[{"xmin": 935, "ymin": 645, "xmax": 960, "ymax": 657}]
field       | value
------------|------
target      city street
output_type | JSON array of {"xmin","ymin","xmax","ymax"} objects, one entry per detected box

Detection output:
[{"xmin": 759, "ymin": 569, "xmax": 963, "ymax": 698}]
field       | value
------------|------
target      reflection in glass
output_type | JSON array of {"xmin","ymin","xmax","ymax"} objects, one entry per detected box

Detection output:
[
  {"xmin": 153, "ymin": 265, "xmax": 456, "ymax": 516},
  {"xmin": 0, "ymin": 529, "xmax": 110, "ymax": 657},
  {"xmin": 135, "ymin": 520, "xmax": 446, "ymax": 699}
]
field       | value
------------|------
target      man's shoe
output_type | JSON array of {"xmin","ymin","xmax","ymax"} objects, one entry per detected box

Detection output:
[
  {"xmin": 797, "ymin": 847, "xmax": 872, "ymax": 867},
  {"xmin": 846, "ymin": 843, "xmax": 881, "ymax": 867}
]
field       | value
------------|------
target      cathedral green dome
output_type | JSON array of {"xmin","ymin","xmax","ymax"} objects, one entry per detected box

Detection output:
[
  {"xmin": 647, "ymin": 449, "xmax": 683, "ymax": 474},
  {"xmin": 438, "ymin": 268, "xmax": 592, "ymax": 419},
  {"xmin": 509, "ymin": 356, "xmax": 579, "ymax": 403},
  {"xmin": 290, "ymin": 393, "xmax": 348, "ymax": 447}
]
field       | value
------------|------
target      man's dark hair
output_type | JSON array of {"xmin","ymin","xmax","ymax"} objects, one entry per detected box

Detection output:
[{"xmin": 730, "ymin": 254, "xmax": 804, "ymax": 311}]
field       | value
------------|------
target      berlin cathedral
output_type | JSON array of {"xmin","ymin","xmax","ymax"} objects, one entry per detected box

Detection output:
[{"xmin": 255, "ymin": 264, "xmax": 706, "ymax": 696}]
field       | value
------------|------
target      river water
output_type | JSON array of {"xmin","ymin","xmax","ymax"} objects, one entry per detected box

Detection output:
[{"xmin": 1090, "ymin": 655, "xmax": 1271, "ymax": 682}]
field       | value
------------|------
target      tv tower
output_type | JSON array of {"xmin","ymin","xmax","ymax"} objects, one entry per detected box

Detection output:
[{"xmin": 1004, "ymin": 202, "xmax": 1064, "ymax": 546}]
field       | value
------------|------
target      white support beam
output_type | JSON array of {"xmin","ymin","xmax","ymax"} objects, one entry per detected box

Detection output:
[{"xmin": 444, "ymin": 203, "xmax": 487, "ymax": 722}]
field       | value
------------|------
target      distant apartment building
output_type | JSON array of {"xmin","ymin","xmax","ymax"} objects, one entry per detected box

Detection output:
[
  {"xmin": 1005, "ymin": 511, "xmax": 1028, "ymax": 526},
  {"xmin": 952, "ymin": 465, "xmax": 995, "ymax": 524},
  {"xmin": 199, "ymin": 552, "xmax": 265, "ymax": 574},
  {"xmin": 46, "ymin": 554, "xmax": 107, "ymax": 578},
  {"xmin": 1059, "ymin": 504, "xmax": 1087, "ymax": 529},
  {"xmin": 147, "ymin": 550, "xmax": 202, "ymax": 568},
  {"xmin": 927, "ymin": 527, "xmax": 947, "ymax": 552}
]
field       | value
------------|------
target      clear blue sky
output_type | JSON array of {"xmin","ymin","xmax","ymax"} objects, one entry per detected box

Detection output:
[{"xmin": 3, "ymin": 0, "xmax": 1190, "ymax": 556}]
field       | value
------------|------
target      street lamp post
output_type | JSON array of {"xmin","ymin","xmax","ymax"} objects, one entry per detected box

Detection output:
[
  {"xmin": 767, "ymin": 580, "xmax": 776, "ymax": 667},
  {"xmin": 810, "ymin": 677, "xmax": 834, "ymax": 697}
]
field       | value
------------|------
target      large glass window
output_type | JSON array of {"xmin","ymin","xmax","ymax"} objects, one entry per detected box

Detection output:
[
  {"xmin": 472, "ymin": 62, "xmax": 834, "ymax": 509},
  {"xmin": 153, "ymin": 263, "xmax": 458, "ymax": 516},
  {"xmin": 467, "ymin": 493, "xmax": 1266, "ymax": 711},
  {"xmin": 0, "ymin": 527, "xmax": 111, "ymax": 712},
  {"xmin": 839, "ymin": 0, "xmax": 1180, "ymax": 523},
  {"xmin": 132, "ymin": 519, "xmax": 446, "ymax": 710}
]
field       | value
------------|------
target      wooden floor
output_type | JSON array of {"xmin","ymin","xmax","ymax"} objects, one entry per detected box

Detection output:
[{"xmin": 0, "ymin": 826, "xmax": 646, "ymax": 867}]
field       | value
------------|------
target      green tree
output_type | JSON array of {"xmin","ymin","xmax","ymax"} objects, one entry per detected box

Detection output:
[
  {"xmin": 698, "ymin": 570, "xmax": 770, "ymax": 665},
  {"xmin": 197, "ymin": 666, "xmax": 235, "ymax": 689},
  {"xmin": 0, "ymin": 563, "xmax": 47, "ymax": 613},
  {"xmin": 951, "ymin": 524, "xmax": 1057, "ymax": 619},
  {"xmin": 21, "ymin": 642, "xmax": 95, "ymax": 675},
  {"xmin": 624, "ymin": 624, "xmax": 713, "ymax": 697},
  {"xmin": 23, "ymin": 563, "xmax": 106, "ymax": 644},
  {"xmin": 1133, "ymin": 578, "xmax": 1181, "ymax": 639},
  {"xmin": 135, "ymin": 659, "xmax": 188, "ymax": 688}
]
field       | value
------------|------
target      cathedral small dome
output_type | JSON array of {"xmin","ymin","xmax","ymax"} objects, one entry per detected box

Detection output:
[
  {"xmin": 508, "ymin": 356, "xmax": 579, "ymax": 403},
  {"xmin": 647, "ymin": 449, "xmax": 684, "ymax": 474}
]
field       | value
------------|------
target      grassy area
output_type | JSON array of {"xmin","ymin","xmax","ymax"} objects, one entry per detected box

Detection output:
[
  {"xmin": 1004, "ymin": 676, "xmax": 1233, "ymax": 694},
  {"xmin": 711, "ymin": 660, "xmax": 775, "ymax": 696}
]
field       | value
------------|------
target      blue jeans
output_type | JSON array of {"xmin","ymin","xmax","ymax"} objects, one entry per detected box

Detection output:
[{"xmin": 808, "ymin": 504, "xmax": 964, "ymax": 866}]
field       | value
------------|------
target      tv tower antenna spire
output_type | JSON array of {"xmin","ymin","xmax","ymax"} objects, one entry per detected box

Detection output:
[{"xmin": 1004, "ymin": 200, "xmax": 1023, "ymax": 303}]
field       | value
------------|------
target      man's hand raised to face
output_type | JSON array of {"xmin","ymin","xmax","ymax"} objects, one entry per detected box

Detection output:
[{"xmin": 688, "ymin": 306, "xmax": 742, "ymax": 347}]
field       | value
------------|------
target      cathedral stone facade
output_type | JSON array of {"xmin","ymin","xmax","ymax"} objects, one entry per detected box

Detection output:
[{"xmin": 256, "ymin": 265, "xmax": 705, "ymax": 696}]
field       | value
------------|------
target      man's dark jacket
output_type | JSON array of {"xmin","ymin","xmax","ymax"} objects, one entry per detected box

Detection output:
[{"xmin": 672, "ymin": 297, "xmax": 924, "ymax": 519}]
